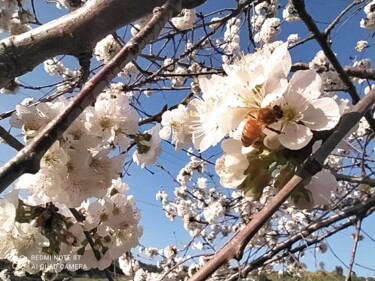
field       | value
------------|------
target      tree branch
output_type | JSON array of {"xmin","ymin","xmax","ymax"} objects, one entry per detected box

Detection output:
[
  {"xmin": 291, "ymin": 62, "xmax": 375, "ymax": 81},
  {"xmin": 0, "ymin": 125, "xmax": 24, "ymax": 151},
  {"xmin": 227, "ymin": 194, "xmax": 375, "ymax": 280},
  {"xmin": 0, "ymin": 0, "xmax": 170, "ymax": 89},
  {"xmin": 0, "ymin": 0, "xmax": 182, "ymax": 192},
  {"xmin": 345, "ymin": 219, "xmax": 362, "ymax": 281}
]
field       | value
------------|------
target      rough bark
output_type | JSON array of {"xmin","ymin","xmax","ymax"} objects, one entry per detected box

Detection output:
[{"xmin": 0, "ymin": 0, "xmax": 167, "ymax": 88}]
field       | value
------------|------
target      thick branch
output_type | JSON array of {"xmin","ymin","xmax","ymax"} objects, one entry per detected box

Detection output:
[
  {"xmin": 0, "ymin": 0, "xmax": 181, "ymax": 192},
  {"xmin": 0, "ymin": 0, "xmax": 168, "ymax": 88}
]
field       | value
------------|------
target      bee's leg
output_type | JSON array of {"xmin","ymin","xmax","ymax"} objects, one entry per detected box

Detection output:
[{"xmin": 265, "ymin": 125, "xmax": 283, "ymax": 134}]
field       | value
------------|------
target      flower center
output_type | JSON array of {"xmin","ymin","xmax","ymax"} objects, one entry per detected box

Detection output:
[
  {"xmin": 282, "ymin": 107, "xmax": 302, "ymax": 122},
  {"xmin": 170, "ymin": 120, "xmax": 182, "ymax": 132},
  {"xmin": 99, "ymin": 117, "xmax": 112, "ymax": 129}
]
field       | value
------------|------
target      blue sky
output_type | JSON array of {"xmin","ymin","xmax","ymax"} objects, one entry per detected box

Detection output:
[{"xmin": 0, "ymin": 0, "xmax": 375, "ymax": 277}]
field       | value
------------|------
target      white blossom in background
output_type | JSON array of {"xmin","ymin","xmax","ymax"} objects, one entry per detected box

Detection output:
[
  {"xmin": 355, "ymin": 40, "xmax": 368, "ymax": 52},
  {"xmin": 360, "ymin": 0, "xmax": 375, "ymax": 31},
  {"xmin": 210, "ymin": 16, "xmax": 222, "ymax": 29},
  {"xmin": 254, "ymin": 17, "xmax": 281, "ymax": 44},
  {"xmin": 133, "ymin": 124, "xmax": 162, "ymax": 168},
  {"xmin": 309, "ymin": 50, "xmax": 329, "ymax": 70},
  {"xmin": 255, "ymin": 0, "xmax": 278, "ymax": 17},
  {"xmin": 292, "ymin": 170, "xmax": 337, "ymax": 209},
  {"xmin": 176, "ymin": 151, "xmax": 205, "ymax": 186},
  {"xmin": 94, "ymin": 35, "xmax": 121, "ymax": 63},
  {"xmin": 10, "ymin": 83, "xmax": 141, "ymax": 207},
  {"xmin": 159, "ymin": 104, "xmax": 192, "ymax": 151},
  {"xmin": 282, "ymin": 1, "xmax": 300, "ymax": 22},
  {"xmin": 215, "ymin": 139, "xmax": 248, "ymax": 188},
  {"xmin": 44, "ymin": 58, "xmax": 79, "ymax": 80},
  {"xmin": 353, "ymin": 58, "xmax": 372, "ymax": 69},
  {"xmin": 80, "ymin": 188, "xmax": 143, "ymax": 270},
  {"xmin": 203, "ymin": 201, "xmax": 226, "ymax": 224},
  {"xmin": 94, "ymin": 35, "xmax": 140, "ymax": 78},
  {"xmin": 251, "ymin": 13, "xmax": 266, "ymax": 32},
  {"xmin": 85, "ymin": 84, "xmax": 138, "ymax": 151},
  {"xmin": 170, "ymin": 9, "xmax": 196, "ymax": 30},
  {"xmin": 287, "ymin": 33, "xmax": 299, "ymax": 45},
  {"xmin": 0, "ymin": 0, "xmax": 33, "ymax": 34},
  {"xmin": 223, "ymin": 17, "xmax": 241, "ymax": 57},
  {"xmin": 119, "ymin": 255, "xmax": 140, "ymax": 276},
  {"xmin": 265, "ymin": 70, "xmax": 340, "ymax": 150},
  {"xmin": 170, "ymin": 66, "xmax": 187, "ymax": 87},
  {"xmin": 352, "ymin": 58, "xmax": 372, "ymax": 84}
]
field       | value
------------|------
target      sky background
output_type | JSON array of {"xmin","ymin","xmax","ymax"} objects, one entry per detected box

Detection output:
[{"xmin": 0, "ymin": 0, "xmax": 375, "ymax": 277}]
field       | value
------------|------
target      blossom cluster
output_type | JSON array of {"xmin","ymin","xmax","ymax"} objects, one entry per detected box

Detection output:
[
  {"xmin": 4, "ymin": 83, "xmax": 165, "ymax": 275},
  {"xmin": 0, "ymin": 0, "xmax": 33, "ymax": 34},
  {"xmin": 159, "ymin": 43, "xmax": 341, "ymax": 208},
  {"xmin": 360, "ymin": 0, "xmax": 375, "ymax": 31}
]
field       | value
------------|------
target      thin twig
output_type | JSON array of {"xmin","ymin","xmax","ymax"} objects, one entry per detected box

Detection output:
[
  {"xmin": 0, "ymin": 125, "xmax": 24, "ymax": 151},
  {"xmin": 345, "ymin": 219, "xmax": 363, "ymax": 281},
  {"xmin": 324, "ymin": 0, "xmax": 363, "ymax": 36}
]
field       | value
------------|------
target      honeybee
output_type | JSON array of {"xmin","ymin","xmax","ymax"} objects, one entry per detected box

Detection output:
[{"xmin": 241, "ymin": 105, "xmax": 283, "ymax": 147}]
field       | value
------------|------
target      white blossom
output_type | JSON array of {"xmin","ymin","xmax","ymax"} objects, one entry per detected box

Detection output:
[
  {"xmin": 360, "ymin": 0, "xmax": 375, "ymax": 31},
  {"xmin": 171, "ymin": 9, "xmax": 196, "ymax": 30},
  {"xmin": 355, "ymin": 40, "xmax": 368, "ymax": 52},
  {"xmin": 254, "ymin": 17, "xmax": 281, "ymax": 43},
  {"xmin": 292, "ymin": 170, "xmax": 337, "ymax": 209},
  {"xmin": 133, "ymin": 124, "xmax": 162, "ymax": 168},
  {"xmin": 159, "ymin": 105, "xmax": 192, "ymax": 151},
  {"xmin": 265, "ymin": 70, "xmax": 340, "ymax": 150}
]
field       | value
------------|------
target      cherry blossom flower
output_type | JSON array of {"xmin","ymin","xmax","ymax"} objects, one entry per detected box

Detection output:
[
  {"xmin": 159, "ymin": 105, "xmax": 192, "ymax": 151},
  {"xmin": 265, "ymin": 70, "xmax": 340, "ymax": 150},
  {"xmin": 215, "ymin": 139, "xmax": 248, "ymax": 188},
  {"xmin": 133, "ymin": 124, "xmax": 162, "ymax": 168},
  {"xmin": 170, "ymin": 9, "xmax": 196, "ymax": 30},
  {"xmin": 188, "ymin": 75, "xmax": 230, "ymax": 152},
  {"xmin": 218, "ymin": 43, "xmax": 291, "ymax": 136},
  {"xmin": 291, "ymin": 170, "xmax": 337, "ymax": 209}
]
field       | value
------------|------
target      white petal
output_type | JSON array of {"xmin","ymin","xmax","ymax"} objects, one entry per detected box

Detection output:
[
  {"xmin": 279, "ymin": 123, "xmax": 313, "ymax": 150},
  {"xmin": 160, "ymin": 110, "xmax": 172, "ymax": 125},
  {"xmin": 288, "ymin": 70, "xmax": 322, "ymax": 101},
  {"xmin": 159, "ymin": 126, "xmax": 171, "ymax": 140},
  {"xmin": 262, "ymin": 78, "xmax": 288, "ymax": 107},
  {"xmin": 198, "ymin": 77, "xmax": 212, "ymax": 95},
  {"xmin": 218, "ymin": 107, "xmax": 248, "ymax": 135},
  {"xmin": 221, "ymin": 138, "xmax": 243, "ymax": 155},
  {"xmin": 264, "ymin": 43, "xmax": 291, "ymax": 95},
  {"xmin": 270, "ymin": 42, "xmax": 291, "ymax": 77},
  {"xmin": 308, "ymin": 170, "xmax": 337, "ymax": 206},
  {"xmin": 283, "ymin": 91, "xmax": 309, "ymax": 113},
  {"xmin": 303, "ymin": 98, "xmax": 340, "ymax": 130}
]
